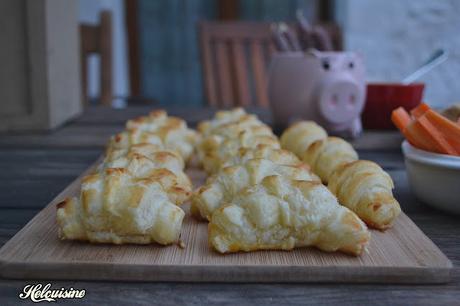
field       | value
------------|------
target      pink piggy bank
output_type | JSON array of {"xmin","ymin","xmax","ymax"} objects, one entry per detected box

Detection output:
[{"xmin": 268, "ymin": 50, "xmax": 366, "ymax": 138}]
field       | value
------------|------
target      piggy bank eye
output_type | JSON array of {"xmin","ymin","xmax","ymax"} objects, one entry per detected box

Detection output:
[
  {"xmin": 322, "ymin": 60, "xmax": 330, "ymax": 70},
  {"xmin": 348, "ymin": 61, "xmax": 354, "ymax": 69}
]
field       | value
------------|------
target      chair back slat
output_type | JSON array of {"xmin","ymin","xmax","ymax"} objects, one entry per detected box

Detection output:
[
  {"xmin": 215, "ymin": 40, "xmax": 234, "ymax": 107},
  {"xmin": 230, "ymin": 40, "xmax": 250, "ymax": 106},
  {"xmin": 199, "ymin": 24, "xmax": 218, "ymax": 106},
  {"xmin": 250, "ymin": 41, "xmax": 269, "ymax": 107},
  {"xmin": 199, "ymin": 21, "xmax": 273, "ymax": 108}
]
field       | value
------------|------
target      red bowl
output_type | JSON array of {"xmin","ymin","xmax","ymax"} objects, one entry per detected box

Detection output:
[{"xmin": 362, "ymin": 83, "xmax": 425, "ymax": 129}]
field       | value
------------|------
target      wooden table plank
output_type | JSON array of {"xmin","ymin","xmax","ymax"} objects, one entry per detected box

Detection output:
[
  {"xmin": 0, "ymin": 106, "xmax": 403, "ymax": 150},
  {"xmin": 0, "ymin": 277, "xmax": 459, "ymax": 306},
  {"xmin": 73, "ymin": 106, "xmax": 273, "ymax": 126}
]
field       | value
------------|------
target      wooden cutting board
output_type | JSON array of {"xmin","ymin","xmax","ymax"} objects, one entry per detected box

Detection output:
[{"xmin": 0, "ymin": 160, "xmax": 452, "ymax": 283}]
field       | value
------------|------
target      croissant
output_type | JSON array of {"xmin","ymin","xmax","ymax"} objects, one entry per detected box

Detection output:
[
  {"xmin": 280, "ymin": 121, "xmax": 328, "ymax": 157},
  {"xmin": 222, "ymin": 145, "xmax": 300, "ymax": 168},
  {"xmin": 328, "ymin": 160, "xmax": 401, "ymax": 230},
  {"xmin": 98, "ymin": 153, "xmax": 191, "ymax": 204},
  {"xmin": 108, "ymin": 112, "xmax": 197, "ymax": 162},
  {"xmin": 104, "ymin": 143, "xmax": 184, "ymax": 169},
  {"xmin": 302, "ymin": 137, "xmax": 358, "ymax": 184},
  {"xmin": 209, "ymin": 175, "xmax": 370, "ymax": 255},
  {"xmin": 126, "ymin": 110, "xmax": 193, "ymax": 138},
  {"xmin": 197, "ymin": 108, "xmax": 264, "ymax": 136},
  {"xmin": 197, "ymin": 125, "xmax": 275, "ymax": 168},
  {"xmin": 191, "ymin": 158, "xmax": 319, "ymax": 220},
  {"xmin": 56, "ymin": 168, "xmax": 185, "ymax": 245}
]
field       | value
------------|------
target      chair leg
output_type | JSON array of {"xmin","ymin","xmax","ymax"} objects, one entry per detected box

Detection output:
[{"xmin": 100, "ymin": 11, "xmax": 113, "ymax": 106}]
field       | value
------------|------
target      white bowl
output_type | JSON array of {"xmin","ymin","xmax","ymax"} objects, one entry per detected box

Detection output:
[{"xmin": 402, "ymin": 140, "xmax": 460, "ymax": 214}]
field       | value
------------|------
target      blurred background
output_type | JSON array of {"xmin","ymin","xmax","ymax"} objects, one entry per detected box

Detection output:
[
  {"xmin": 78, "ymin": 0, "xmax": 459, "ymax": 107},
  {"xmin": 1, "ymin": 0, "xmax": 459, "ymax": 130}
]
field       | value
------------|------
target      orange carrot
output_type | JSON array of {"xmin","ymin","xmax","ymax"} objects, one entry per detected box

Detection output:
[
  {"xmin": 391, "ymin": 107, "xmax": 412, "ymax": 132},
  {"xmin": 416, "ymin": 116, "xmax": 458, "ymax": 155},
  {"xmin": 404, "ymin": 121, "xmax": 435, "ymax": 152},
  {"xmin": 410, "ymin": 103, "xmax": 431, "ymax": 119},
  {"xmin": 423, "ymin": 110, "xmax": 460, "ymax": 154}
]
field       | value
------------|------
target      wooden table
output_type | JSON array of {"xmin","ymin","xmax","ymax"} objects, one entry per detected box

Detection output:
[{"xmin": 0, "ymin": 106, "xmax": 458, "ymax": 305}]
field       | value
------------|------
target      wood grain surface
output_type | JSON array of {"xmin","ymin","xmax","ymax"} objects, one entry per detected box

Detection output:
[{"xmin": 0, "ymin": 161, "xmax": 452, "ymax": 283}]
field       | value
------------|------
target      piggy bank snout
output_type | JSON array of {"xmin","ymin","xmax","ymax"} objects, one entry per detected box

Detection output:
[{"xmin": 318, "ymin": 80, "xmax": 364, "ymax": 125}]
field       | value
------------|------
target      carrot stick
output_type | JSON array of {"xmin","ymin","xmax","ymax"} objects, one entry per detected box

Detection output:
[
  {"xmin": 423, "ymin": 110, "xmax": 460, "ymax": 155},
  {"xmin": 416, "ymin": 116, "xmax": 458, "ymax": 155},
  {"xmin": 424, "ymin": 109, "xmax": 460, "ymax": 139},
  {"xmin": 404, "ymin": 121, "xmax": 434, "ymax": 151},
  {"xmin": 391, "ymin": 107, "xmax": 412, "ymax": 132},
  {"xmin": 410, "ymin": 103, "xmax": 431, "ymax": 119}
]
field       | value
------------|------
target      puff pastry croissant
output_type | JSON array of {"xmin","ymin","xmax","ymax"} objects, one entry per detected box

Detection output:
[
  {"xmin": 98, "ymin": 153, "xmax": 192, "ymax": 204},
  {"xmin": 282, "ymin": 120, "xmax": 401, "ymax": 230},
  {"xmin": 104, "ymin": 143, "xmax": 184, "ymax": 168},
  {"xmin": 108, "ymin": 111, "xmax": 197, "ymax": 162},
  {"xmin": 197, "ymin": 108, "xmax": 264, "ymax": 136},
  {"xmin": 302, "ymin": 137, "xmax": 358, "ymax": 184},
  {"xmin": 209, "ymin": 175, "xmax": 370, "ymax": 255},
  {"xmin": 222, "ymin": 145, "xmax": 300, "ymax": 169},
  {"xmin": 280, "ymin": 121, "xmax": 328, "ymax": 157},
  {"xmin": 197, "ymin": 109, "xmax": 277, "ymax": 173},
  {"xmin": 328, "ymin": 160, "xmax": 401, "ymax": 230},
  {"xmin": 57, "ymin": 168, "xmax": 185, "ymax": 245},
  {"xmin": 201, "ymin": 130, "xmax": 280, "ymax": 174},
  {"xmin": 191, "ymin": 158, "xmax": 319, "ymax": 220}
]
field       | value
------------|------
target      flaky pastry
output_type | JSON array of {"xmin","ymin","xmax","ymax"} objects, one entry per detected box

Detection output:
[
  {"xmin": 191, "ymin": 158, "xmax": 319, "ymax": 220},
  {"xmin": 104, "ymin": 143, "xmax": 184, "ymax": 168},
  {"xmin": 209, "ymin": 175, "xmax": 370, "ymax": 255},
  {"xmin": 328, "ymin": 160, "xmax": 401, "ymax": 230},
  {"xmin": 280, "ymin": 121, "xmax": 328, "ymax": 157},
  {"xmin": 197, "ymin": 125, "xmax": 275, "ymax": 167},
  {"xmin": 222, "ymin": 145, "xmax": 300, "ymax": 168},
  {"xmin": 98, "ymin": 153, "xmax": 191, "ymax": 204},
  {"xmin": 302, "ymin": 137, "xmax": 358, "ymax": 184},
  {"xmin": 202, "ymin": 132, "xmax": 280, "ymax": 174},
  {"xmin": 108, "ymin": 111, "xmax": 197, "ymax": 162},
  {"xmin": 57, "ymin": 168, "xmax": 185, "ymax": 245},
  {"xmin": 197, "ymin": 108, "xmax": 265, "ymax": 136}
]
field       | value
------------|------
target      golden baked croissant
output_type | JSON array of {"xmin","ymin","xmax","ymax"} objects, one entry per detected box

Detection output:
[
  {"xmin": 104, "ymin": 143, "xmax": 184, "ymax": 167},
  {"xmin": 191, "ymin": 158, "xmax": 319, "ymax": 220},
  {"xmin": 126, "ymin": 110, "xmax": 187, "ymax": 134},
  {"xmin": 104, "ymin": 143, "xmax": 184, "ymax": 168},
  {"xmin": 57, "ymin": 168, "xmax": 185, "ymax": 245},
  {"xmin": 328, "ymin": 160, "xmax": 401, "ymax": 230},
  {"xmin": 280, "ymin": 121, "xmax": 328, "ymax": 157},
  {"xmin": 201, "ymin": 130, "xmax": 280, "ymax": 174},
  {"xmin": 108, "ymin": 128, "xmax": 196, "ymax": 162},
  {"xmin": 197, "ymin": 108, "xmax": 264, "ymax": 136},
  {"xmin": 108, "ymin": 111, "xmax": 197, "ymax": 162},
  {"xmin": 209, "ymin": 175, "xmax": 370, "ymax": 255},
  {"xmin": 302, "ymin": 137, "xmax": 358, "ymax": 184},
  {"xmin": 98, "ymin": 153, "xmax": 191, "ymax": 204},
  {"xmin": 197, "ymin": 125, "xmax": 275, "ymax": 168},
  {"xmin": 222, "ymin": 145, "xmax": 300, "ymax": 168}
]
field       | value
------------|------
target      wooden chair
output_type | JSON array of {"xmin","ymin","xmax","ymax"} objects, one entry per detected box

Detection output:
[
  {"xmin": 80, "ymin": 11, "xmax": 112, "ymax": 107},
  {"xmin": 198, "ymin": 21, "xmax": 275, "ymax": 108}
]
